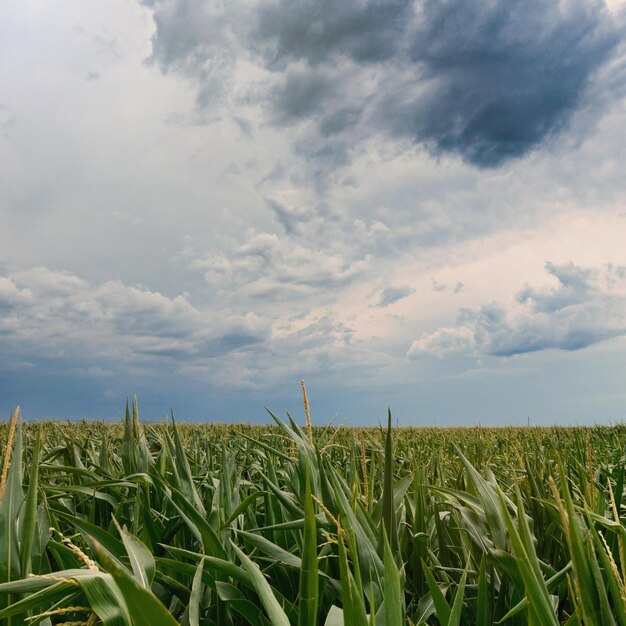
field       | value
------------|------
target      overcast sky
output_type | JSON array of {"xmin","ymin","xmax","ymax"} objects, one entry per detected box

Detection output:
[{"xmin": 2, "ymin": 0, "xmax": 626, "ymax": 425}]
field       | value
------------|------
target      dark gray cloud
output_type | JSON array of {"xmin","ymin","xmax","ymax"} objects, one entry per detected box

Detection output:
[
  {"xmin": 399, "ymin": 0, "xmax": 622, "ymax": 166},
  {"xmin": 144, "ymin": 0, "xmax": 243, "ymax": 112},
  {"xmin": 254, "ymin": 0, "xmax": 413, "ymax": 67},
  {"xmin": 269, "ymin": 68, "xmax": 338, "ymax": 125},
  {"xmin": 408, "ymin": 262, "xmax": 626, "ymax": 358},
  {"xmin": 319, "ymin": 107, "xmax": 361, "ymax": 137},
  {"xmin": 145, "ymin": 0, "xmax": 624, "ymax": 167},
  {"xmin": 374, "ymin": 286, "xmax": 416, "ymax": 307}
]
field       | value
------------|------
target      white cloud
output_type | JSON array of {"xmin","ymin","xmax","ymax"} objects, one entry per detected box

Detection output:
[
  {"xmin": 190, "ymin": 229, "xmax": 372, "ymax": 300},
  {"xmin": 408, "ymin": 326, "xmax": 476, "ymax": 359},
  {"xmin": 0, "ymin": 267, "xmax": 270, "ymax": 365},
  {"xmin": 408, "ymin": 262, "xmax": 626, "ymax": 359}
]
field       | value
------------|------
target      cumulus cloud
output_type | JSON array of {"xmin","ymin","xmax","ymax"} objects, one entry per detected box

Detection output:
[
  {"xmin": 0, "ymin": 267, "xmax": 270, "ymax": 366},
  {"xmin": 182, "ymin": 313, "xmax": 393, "ymax": 389},
  {"xmin": 408, "ymin": 262, "xmax": 626, "ymax": 359},
  {"xmin": 145, "ymin": 0, "xmax": 624, "ymax": 167},
  {"xmin": 143, "ymin": 0, "xmax": 245, "ymax": 114},
  {"xmin": 408, "ymin": 326, "xmax": 476, "ymax": 358},
  {"xmin": 0, "ymin": 265, "xmax": 393, "ymax": 394},
  {"xmin": 516, "ymin": 262, "xmax": 595, "ymax": 312},
  {"xmin": 191, "ymin": 230, "xmax": 371, "ymax": 300}
]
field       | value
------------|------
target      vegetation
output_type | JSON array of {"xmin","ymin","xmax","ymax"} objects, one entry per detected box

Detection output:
[{"xmin": 1, "ymin": 395, "xmax": 626, "ymax": 625}]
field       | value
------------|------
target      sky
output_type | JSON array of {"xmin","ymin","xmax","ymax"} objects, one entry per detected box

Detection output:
[{"xmin": 1, "ymin": 0, "xmax": 626, "ymax": 425}]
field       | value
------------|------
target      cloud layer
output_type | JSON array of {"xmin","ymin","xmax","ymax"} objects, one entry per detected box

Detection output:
[
  {"xmin": 0, "ymin": 267, "xmax": 269, "ymax": 365},
  {"xmin": 409, "ymin": 262, "xmax": 626, "ymax": 359},
  {"xmin": 0, "ymin": 265, "xmax": 387, "ymax": 393},
  {"xmin": 1, "ymin": 0, "xmax": 626, "ymax": 422},
  {"xmin": 147, "ymin": 0, "xmax": 623, "ymax": 167}
]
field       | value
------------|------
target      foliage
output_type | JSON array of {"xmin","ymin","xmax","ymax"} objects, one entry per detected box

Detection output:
[{"xmin": 2, "ymin": 400, "xmax": 626, "ymax": 625}]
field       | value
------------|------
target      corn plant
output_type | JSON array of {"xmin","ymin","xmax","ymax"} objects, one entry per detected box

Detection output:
[{"xmin": 1, "ymin": 398, "xmax": 626, "ymax": 625}]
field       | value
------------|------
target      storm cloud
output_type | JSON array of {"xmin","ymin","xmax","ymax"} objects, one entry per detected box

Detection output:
[
  {"xmin": 2, "ymin": 0, "xmax": 626, "ymax": 422},
  {"xmin": 397, "ymin": 0, "xmax": 622, "ymax": 166},
  {"xmin": 254, "ymin": 0, "xmax": 413, "ymax": 67},
  {"xmin": 147, "ymin": 0, "xmax": 623, "ymax": 167}
]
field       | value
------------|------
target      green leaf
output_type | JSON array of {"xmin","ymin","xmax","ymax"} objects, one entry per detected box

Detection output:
[
  {"xmin": 114, "ymin": 518, "xmax": 156, "ymax": 588},
  {"xmin": 163, "ymin": 480, "xmax": 227, "ymax": 560},
  {"xmin": 497, "ymin": 487, "xmax": 559, "ymax": 626},
  {"xmin": 79, "ymin": 573, "xmax": 132, "ymax": 626},
  {"xmin": 383, "ymin": 524, "xmax": 403, "ymax": 626},
  {"xmin": 380, "ymin": 410, "xmax": 398, "ymax": 556},
  {"xmin": 0, "ymin": 581, "xmax": 77, "ymax": 620},
  {"xmin": 298, "ymin": 463, "xmax": 319, "ymax": 626},
  {"xmin": 95, "ymin": 541, "xmax": 179, "ymax": 626},
  {"xmin": 454, "ymin": 445, "xmax": 508, "ymax": 551},
  {"xmin": 476, "ymin": 555, "xmax": 490, "ymax": 626},
  {"xmin": 188, "ymin": 555, "xmax": 204, "ymax": 626},
  {"xmin": 0, "ymin": 416, "xmax": 23, "ymax": 626},
  {"xmin": 447, "ymin": 564, "xmax": 467, "ymax": 626},
  {"xmin": 422, "ymin": 560, "xmax": 450, "ymax": 626},
  {"xmin": 231, "ymin": 541, "xmax": 291, "ymax": 626},
  {"xmin": 337, "ymin": 528, "xmax": 369, "ymax": 626},
  {"xmin": 20, "ymin": 426, "xmax": 41, "ymax": 577}
]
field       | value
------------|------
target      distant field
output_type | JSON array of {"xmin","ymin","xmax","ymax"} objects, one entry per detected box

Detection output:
[{"xmin": 1, "ymin": 402, "xmax": 626, "ymax": 625}]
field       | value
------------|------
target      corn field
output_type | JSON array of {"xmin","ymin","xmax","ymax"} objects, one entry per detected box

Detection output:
[{"xmin": 1, "ymin": 400, "xmax": 626, "ymax": 625}]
